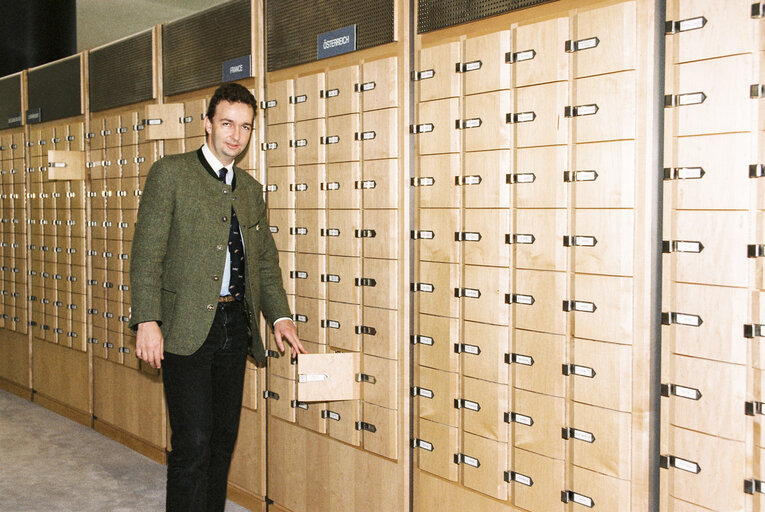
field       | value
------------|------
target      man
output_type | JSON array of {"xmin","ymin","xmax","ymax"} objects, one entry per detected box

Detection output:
[{"xmin": 129, "ymin": 82, "xmax": 305, "ymax": 512}]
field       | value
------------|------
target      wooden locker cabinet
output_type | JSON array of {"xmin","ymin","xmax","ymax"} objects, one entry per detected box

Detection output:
[
  {"xmin": 294, "ymin": 118, "xmax": 326, "ymax": 165},
  {"xmin": 416, "ymin": 365, "xmax": 460, "ymax": 427},
  {"xmin": 462, "ymin": 91, "xmax": 512, "ymax": 151},
  {"xmin": 460, "ymin": 432, "xmax": 509, "ymax": 500},
  {"xmin": 324, "ymin": 113, "xmax": 360, "ymax": 163},
  {"xmin": 266, "ymin": 374, "xmax": 297, "ymax": 423},
  {"xmin": 572, "ymin": 71, "xmax": 637, "ymax": 144},
  {"xmin": 294, "ymin": 164, "xmax": 325, "ymax": 209},
  {"xmin": 360, "ymin": 257, "xmax": 398, "ymax": 310},
  {"xmin": 569, "ymin": 402, "xmax": 632, "ymax": 479},
  {"xmin": 361, "ymin": 56, "xmax": 399, "ymax": 111},
  {"xmin": 293, "ymin": 73, "xmax": 326, "ymax": 122},
  {"xmin": 296, "ymin": 352, "xmax": 360, "ymax": 402},
  {"xmin": 325, "ymin": 65, "xmax": 360, "ymax": 117},
  {"xmin": 325, "ymin": 398, "xmax": 362, "ymax": 446},
  {"xmin": 461, "ymin": 265, "xmax": 510, "ymax": 326},
  {"xmin": 514, "ymin": 82, "xmax": 568, "ymax": 148},
  {"xmin": 294, "ymin": 210, "xmax": 326, "ymax": 255},
  {"xmin": 361, "ymin": 158, "xmax": 398, "ymax": 209},
  {"xmin": 416, "ymin": 418, "xmax": 460, "ymax": 482},
  {"xmin": 264, "ymin": 79, "xmax": 294, "ymax": 125},
  {"xmin": 326, "ymin": 255, "xmax": 360, "ymax": 304},
  {"xmin": 293, "ymin": 296, "xmax": 326, "ymax": 344},
  {"xmin": 514, "ymin": 145, "xmax": 568, "ymax": 209},
  {"xmin": 263, "ymin": 123, "xmax": 295, "ymax": 168},
  {"xmin": 325, "ymin": 209, "xmax": 361, "ymax": 257},
  {"xmin": 573, "ymin": 1, "xmax": 637, "ymax": 78},
  {"xmin": 417, "ymin": 42, "xmax": 461, "ymax": 102},
  {"xmin": 325, "ymin": 161, "xmax": 361, "ymax": 209},
  {"xmin": 325, "ymin": 300, "xmax": 361, "ymax": 352},
  {"xmin": 463, "ymin": 30, "xmax": 512, "ymax": 95},
  {"xmin": 571, "ymin": 338, "xmax": 632, "ymax": 412},
  {"xmin": 460, "ymin": 376, "xmax": 509, "ymax": 443},
  {"xmin": 360, "ymin": 402, "xmax": 398, "ymax": 459},
  {"xmin": 460, "ymin": 320, "xmax": 510, "ymax": 384},
  {"xmin": 415, "ymin": 312, "xmax": 460, "ymax": 373},
  {"xmin": 360, "ymin": 209, "xmax": 397, "ymax": 260},
  {"xmin": 142, "ymin": 103, "xmax": 185, "ymax": 140},
  {"xmin": 416, "ymin": 98, "xmax": 461, "ymax": 155},
  {"xmin": 573, "ymin": 140, "xmax": 635, "ymax": 208},
  {"xmin": 513, "ymin": 329, "xmax": 567, "ymax": 398},
  {"xmin": 570, "ymin": 274, "xmax": 634, "ymax": 344},
  {"xmin": 461, "ymin": 209, "xmax": 511, "ymax": 267},
  {"xmin": 512, "ymin": 388, "xmax": 566, "ymax": 460},
  {"xmin": 514, "ymin": 208, "xmax": 567, "ymax": 271},
  {"xmin": 416, "ymin": 207, "xmax": 460, "ymax": 264},
  {"xmin": 514, "ymin": 269, "xmax": 567, "ymax": 335},
  {"xmin": 511, "ymin": 447, "xmax": 566, "ymax": 512},
  {"xmin": 462, "ymin": 150, "xmax": 510, "ymax": 209},
  {"xmin": 415, "ymin": 261, "xmax": 461, "ymax": 319},
  {"xmin": 361, "ymin": 306, "xmax": 398, "ymax": 360},
  {"xmin": 571, "ymin": 208, "xmax": 634, "ymax": 277},
  {"xmin": 417, "ymin": 154, "xmax": 461, "ymax": 208}
]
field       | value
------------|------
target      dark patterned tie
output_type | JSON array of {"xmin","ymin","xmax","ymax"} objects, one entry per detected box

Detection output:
[{"xmin": 218, "ymin": 168, "xmax": 245, "ymax": 300}]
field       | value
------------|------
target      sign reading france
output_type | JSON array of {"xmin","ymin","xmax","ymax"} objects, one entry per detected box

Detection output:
[
  {"xmin": 222, "ymin": 55, "xmax": 252, "ymax": 83},
  {"xmin": 317, "ymin": 25, "xmax": 357, "ymax": 60}
]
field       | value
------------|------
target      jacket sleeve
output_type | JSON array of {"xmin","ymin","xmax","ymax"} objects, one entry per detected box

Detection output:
[
  {"xmin": 128, "ymin": 159, "xmax": 175, "ymax": 330},
  {"xmin": 253, "ymin": 183, "xmax": 292, "ymax": 326}
]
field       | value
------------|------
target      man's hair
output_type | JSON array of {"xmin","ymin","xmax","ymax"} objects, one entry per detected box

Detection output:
[{"xmin": 206, "ymin": 82, "xmax": 257, "ymax": 120}]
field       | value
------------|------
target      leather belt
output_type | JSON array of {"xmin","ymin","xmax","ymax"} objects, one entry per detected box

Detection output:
[{"xmin": 218, "ymin": 295, "xmax": 236, "ymax": 303}]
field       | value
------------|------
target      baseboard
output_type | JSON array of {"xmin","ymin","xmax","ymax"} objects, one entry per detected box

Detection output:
[
  {"xmin": 226, "ymin": 484, "xmax": 267, "ymax": 512},
  {"xmin": 0, "ymin": 377, "xmax": 32, "ymax": 400},
  {"xmin": 33, "ymin": 392, "xmax": 92, "ymax": 428},
  {"xmin": 94, "ymin": 418, "xmax": 167, "ymax": 465}
]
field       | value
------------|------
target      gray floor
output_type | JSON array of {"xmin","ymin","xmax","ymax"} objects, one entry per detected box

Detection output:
[{"xmin": 0, "ymin": 389, "xmax": 250, "ymax": 512}]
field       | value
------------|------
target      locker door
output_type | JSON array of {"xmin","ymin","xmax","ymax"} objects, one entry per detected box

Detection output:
[
  {"xmin": 666, "ymin": 283, "xmax": 748, "ymax": 365},
  {"xmin": 462, "ymin": 150, "xmax": 510, "ymax": 209},
  {"xmin": 360, "ymin": 402, "xmax": 397, "ymax": 459},
  {"xmin": 671, "ymin": 54, "xmax": 752, "ymax": 136},
  {"xmin": 361, "ymin": 306, "xmax": 397, "ymax": 360},
  {"xmin": 568, "ymin": 466, "xmax": 630, "ymax": 512},
  {"xmin": 571, "ymin": 338, "xmax": 632, "ymax": 412},
  {"xmin": 294, "ymin": 253, "xmax": 326, "ymax": 300},
  {"xmin": 361, "ymin": 209, "xmax": 397, "ymax": 260},
  {"xmin": 463, "ymin": 30, "xmax": 511, "ymax": 95},
  {"xmin": 573, "ymin": 140, "xmax": 635, "ymax": 208},
  {"xmin": 514, "ymin": 269, "xmax": 567, "ymax": 335},
  {"xmin": 461, "ymin": 320, "xmax": 509, "ymax": 384},
  {"xmin": 268, "ymin": 209, "xmax": 295, "ymax": 252},
  {"xmin": 514, "ymin": 209, "xmax": 567, "ymax": 271},
  {"xmin": 670, "ymin": 210, "xmax": 749, "ymax": 288},
  {"xmin": 514, "ymin": 82, "xmax": 568, "ymax": 148},
  {"xmin": 294, "ymin": 164, "xmax": 325, "ymax": 210},
  {"xmin": 669, "ymin": 0, "xmax": 755, "ymax": 63},
  {"xmin": 415, "ymin": 313, "xmax": 459, "ymax": 373},
  {"xmin": 415, "ymin": 261, "xmax": 460, "ymax": 319},
  {"xmin": 294, "ymin": 209, "xmax": 325, "ymax": 254},
  {"xmin": 266, "ymin": 374, "xmax": 296, "ymax": 422},
  {"xmin": 572, "ymin": 209, "xmax": 634, "ymax": 277},
  {"xmin": 361, "ymin": 354, "xmax": 397, "ymax": 410},
  {"xmin": 360, "ymin": 158, "xmax": 398, "ymax": 209},
  {"xmin": 294, "ymin": 119, "xmax": 326, "ymax": 165},
  {"xmin": 569, "ymin": 402, "xmax": 631, "ymax": 479},
  {"xmin": 514, "ymin": 146, "xmax": 568, "ymax": 209},
  {"xmin": 417, "ymin": 365, "xmax": 459, "ymax": 427},
  {"xmin": 463, "ymin": 91, "xmax": 511, "ymax": 151},
  {"xmin": 416, "ymin": 153, "xmax": 461, "ymax": 208},
  {"xmin": 462, "ymin": 265, "xmax": 510, "ymax": 326},
  {"xmin": 325, "ymin": 399, "xmax": 361, "ymax": 446},
  {"xmin": 416, "ymin": 208, "xmax": 460, "ymax": 264},
  {"xmin": 361, "ymin": 108, "xmax": 398, "ymax": 160},
  {"xmin": 665, "ymin": 427, "xmax": 746, "ymax": 512},
  {"xmin": 668, "ymin": 355, "xmax": 746, "ymax": 441},
  {"xmin": 294, "ymin": 73, "xmax": 325, "ymax": 121},
  {"xmin": 326, "ymin": 255, "xmax": 361, "ymax": 305},
  {"xmin": 460, "ymin": 432, "xmax": 508, "ymax": 501},
  {"xmin": 416, "ymin": 418, "xmax": 459, "ymax": 482},
  {"xmin": 513, "ymin": 16, "xmax": 569, "ymax": 88},
  {"xmin": 512, "ymin": 388, "xmax": 566, "ymax": 460},
  {"xmin": 325, "ymin": 162, "xmax": 361, "ymax": 210},
  {"xmin": 513, "ymin": 329, "xmax": 566, "ymax": 398},
  {"xmin": 416, "ymin": 98, "xmax": 461, "ymax": 155},
  {"xmin": 183, "ymin": 99, "xmax": 206, "ymax": 139},
  {"xmin": 672, "ymin": 133, "xmax": 749, "ymax": 210},
  {"xmin": 293, "ymin": 296, "xmax": 326, "ymax": 345},
  {"xmin": 325, "ymin": 65, "xmax": 360, "ymax": 117},
  {"xmin": 360, "ymin": 258, "xmax": 398, "ymax": 310},
  {"xmin": 461, "ymin": 376, "xmax": 509, "ymax": 442},
  {"xmin": 325, "ymin": 300, "xmax": 360, "ymax": 352},
  {"xmin": 417, "ymin": 42, "xmax": 461, "ymax": 101},
  {"xmin": 573, "ymin": 71, "xmax": 637, "ymax": 143},
  {"xmin": 325, "ymin": 113, "xmax": 360, "ymax": 163},
  {"xmin": 511, "ymin": 448, "xmax": 565, "ymax": 512},
  {"xmin": 325, "ymin": 209, "xmax": 361, "ymax": 257},
  {"xmin": 264, "ymin": 79, "xmax": 294, "ymax": 125},
  {"xmin": 570, "ymin": 274, "xmax": 633, "ymax": 344},
  {"xmin": 264, "ymin": 123, "xmax": 295, "ymax": 168},
  {"xmin": 573, "ymin": 1, "xmax": 637, "ymax": 77},
  {"xmin": 361, "ymin": 56, "xmax": 399, "ymax": 111}
]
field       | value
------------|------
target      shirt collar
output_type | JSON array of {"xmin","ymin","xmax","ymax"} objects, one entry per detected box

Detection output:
[{"xmin": 201, "ymin": 143, "xmax": 233, "ymax": 185}]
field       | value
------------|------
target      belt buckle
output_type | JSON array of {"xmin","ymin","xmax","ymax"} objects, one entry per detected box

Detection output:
[{"xmin": 218, "ymin": 295, "xmax": 235, "ymax": 303}]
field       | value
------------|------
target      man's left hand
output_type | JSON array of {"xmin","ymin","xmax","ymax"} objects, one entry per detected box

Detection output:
[{"xmin": 274, "ymin": 319, "xmax": 306, "ymax": 358}]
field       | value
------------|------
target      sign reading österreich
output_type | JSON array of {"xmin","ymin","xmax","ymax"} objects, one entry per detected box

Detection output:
[{"xmin": 317, "ymin": 25, "xmax": 356, "ymax": 60}]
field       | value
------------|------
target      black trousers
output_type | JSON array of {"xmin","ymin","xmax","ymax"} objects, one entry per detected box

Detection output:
[{"xmin": 162, "ymin": 300, "xmax": 249, "ymax": 512}]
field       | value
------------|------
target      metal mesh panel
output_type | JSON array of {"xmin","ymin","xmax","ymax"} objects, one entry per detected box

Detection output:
[
  {"xmin": 0, "ymin": 75, "xmax": 21, "ymax": 129},
  {"xmin": 418, "ymin": 0, "xmax": 558, "ymax": 33},
  {"xmin": 89, "ymin": 30, "xmax": 154, "ymax": 112},
  {"xmin": 27, "ymin": 55, "xmax": 82, "ymax": 123},
  {"xmin": 266, "ymin": 0, "xmax": 395, "ymax": 72},
  {"xmin": 163, "ymin": 0, "xmax": 252, "ymax": 97}
]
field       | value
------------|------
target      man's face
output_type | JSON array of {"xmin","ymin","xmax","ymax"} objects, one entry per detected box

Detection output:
[{"xmin": 204, "ymin": 100, "xmax": 254, "ymax": 166}]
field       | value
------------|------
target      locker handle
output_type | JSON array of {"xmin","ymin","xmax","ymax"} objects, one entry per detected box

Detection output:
[
  {"xmin": 745, "ymin": 479, "xmax": 765, "ymax": 495},
  {"xmin": 410, "ymin": 334, "xmax": 434, "ymax": 345},
  {"xmin": 266, "ymin": 184, "xmax": 278, "ymax": 192},
  {"xmin": 354, "ymin": 131, "xmax": 376, "ymax": 141},
  {"xmin": 562, "ymin": 364, "xmax": 596, "ymax": 378},
  {"xmin": 562, "ymin": 300, "xmax": 596, "ymax": 313},
  {"xmin": 412, "ymin": 176, "xmax": 435, "ymax": 187},
  {"xmin": 564, "ymin": 104, "xmax": 599, "ymax": 117},
  {"xmin": 563, "ymin": 235, "xmax": 597, "ymax": 247},
  {"xmin": 754, "ymin": 3, "xmax": 765, "ymax": 18},
  {"xmin": 133, "ymin": 124, "xmax": 145, "ymax": 131},
  {"xmin": 355, "ymin": 325, "xmax": 376, "ymax": 335},
  {"xmin": 456, "ymin": 118, "xmax": 482, "ymax": 129},
  {"xmin": 454, "ymin": 288, "xmax": 481, "ymax": 299},
  {"xmin": 321, "ymin": 88, "xmax": 340, "ymax": 98},
  {"xmin": 260, "ymin": 99, "xmax": 277, "ymax": 109},
  {"xmin": 104, "ymin": 342, "xmax": 114, "ymax": 348},
  {"xmin": 504, "ymin": 412, "xmax": 533, "ymax": 426},
  {"xmin": 290, "ymin": 400, "xmax": 309, "ymax": 410},
  {"xmin": 411, "ymin": 386, "xmax": 434, "ymax": 398},
  {"xmin": 354, "ymin": 81, "xmax": 376, "ymax": 92},
  {"xmin": 660, "ymin": 383, "xmax": 702, "ymax": 400},
  {"xmin": 660, "ymin": 455, "xmax": 701, "ymax": 474},
  {"xmin": 354, "ymin": 277, "xmax": 376, "ymax": 287},
  {"xmin": 505, "ymin": 293, "xmax": 535, "ymax": 305},
  {"xmin": 748, "ymin": 244, "xmax": 765, "ymax": 258},
  {"xmin": 454, "ymin": 453, "xmax": 480, "ymax": 468},
  {"xmin": 507, "ymin": 172, "xmax": 536, "ymax": 184},
  {"xmin": 411, "ymin": 69, "xmax": 435, "ymax": 81},
  {"xmin": 505, "ymin": 353, "xmax": 534, "ymax": 366},
  {"xmin": 562, "ymin": 427, "xmax": 595, "ymax": 443},
  {"xmin": 411, "ymin": 282, "xmax": 434, "ymax": 293},
  {"xmin": 269, "ymin": 226, "xmax": 278, "ymax": 233},
  {"xmin": 662, "ymin": 311, "xmax": 703, "ymax": 327},
  {"xmin": 290, "ymin": 139, "xmax": 307, "ymax": 148},
  {"xmin": 664, "ymin": 92, "xmax": 706, "ymax": 108},
  {"xmin": 454, "ymin": 232, "xmax": 481, "ymax": 242},
  {"xmin": 321, "ymin": 181, "xmax": 340, "ymax": 191},
  {"xmin": 411, "ymin": 230, "xmax": 434, "ymax": 240},
  {"xmin": 665, "ymin": 16, "xmax": 707, "ymax": 34},
  {"xmin": 506, "ymin": 112, "xmax": 536, "ymax": 124},
  {"xmin": 505, "ymin": 49, "xmax": 536, "ymax": 63},
  {"xmin": 180, "ymin": 116, "xmax": 193, "ymax": 124},
  {"xmin": 117, "ymin": 128, "xmax": 127, "ymax": 134},
  {"xmin": 505, "ymin": 471, "xmax": 533, "ymax": 486},
  {"xmin": 355, "ymin": 180, "xmax": 376, "ymax": 189},
  {"xmin": 119, "ymin": 347, "xmax": 131, "ymax": 354},
  {"xmin": 561, "ymin": 490, "xmax": 594, "ymax": 508},
  {"xmin": 663, "ymin": 240, "xmax": 704, "ymax": 253},
  {"xmin": 664, "ymin": 166, "xmax": 705, "ymax": 180},
  {"xmin": 354, "ymin": 229, "xmax": 376, "ymax": 238},
  {"xmin": 290, "ymin": 95, "xmax": 307, "ymax": 104},
  {"xmin": 322, "ymin": 410, "xmax": 341, "ymax": 421},
  {"xmin": 410, "ymin": 123, "xmax": 434, "ymax": 134},
  {"xmin": 88, "ymin": 338, "xmax": 98, "ymax": 344},
  {"xmin": 320, "ymin": 135, "xmax": 340, "ymax": 145},
  {"xmin": 321, "ymin": 319, "xmax": 341, "ymax": 329},
  {"xmin": 745, "ymin": 401, "xmax": 765, "ymax": 416},
  {"xmin": 142, "ymin": 118, "xmax": 162, "ymax": 126},
  {"xmin": 293, "ymin": 313, "xmax": 308, "ymax": 322},
  {"xmin": 48, "ymin": 161, "xmax": 67, "ymax": 168},
  {"xmin": 261, "ymin": 142, "xmax": 278, "ymax": 151},
  {"xmin": 411, "ymin": 438, "xmax": 434, "ymax": 451},
  {"xmin": 744, "ymin": 324, "xmax": 765, "ymax": 338},
  {"xmin": 355, "ymin": 421, "xmax": 377, "ymax": 433},
  {"xmin": 563, "ymin": 170, "xmax": 598, "ymax": 182},
  {"xmin": 298, "ymin": 373, "xmax": 328, "ymax": 383},
  {"xmin": 750, "ymin": 164, "xmax": 765, "ymax": 178},
  {"xmin": 290, "ymin": 183, "xmax": 308, "ymax": 192},
  {"xmin": 456, "ymin": 60, "xmax": 482, "ymax": 73},
  {"xmin": 356, "ymin": 373, "xmax": 377, "ymax": 384},
  {"xmin": 565, "ymin": 37, "xmax": 599, "ymax": 52},
  {"xmin": 263, "ymin": 390, "xmax": 280, "ymax": 400},
  {"xmin": 454, "ymin": 398, "xmax": 481, "ymax": 411},
  {"xmin": 265, "ymin": 350, "xmax": 280, "ymax": 359},
  {"xmin": 454, "ymin": 343, "xmax": 481, "ymax": 355},
  {"xmin": 455, "ymin": 175, "xmax": 481, "ymax": 186}
]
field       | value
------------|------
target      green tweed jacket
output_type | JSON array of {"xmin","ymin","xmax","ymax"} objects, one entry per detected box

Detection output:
[{"xmin": 128, "ymin": 148, "xmax": 291, "ymax": 362}]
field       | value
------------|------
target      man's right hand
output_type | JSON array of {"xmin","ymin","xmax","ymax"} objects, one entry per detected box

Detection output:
[{"xmin": 136, "ymin": 321, "xmax": 164, "ymax": 369}]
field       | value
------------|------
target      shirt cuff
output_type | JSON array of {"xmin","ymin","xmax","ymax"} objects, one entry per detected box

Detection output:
[{"xmin": 273, "ymin": 316, "xmax": 293, "ymax": 327}]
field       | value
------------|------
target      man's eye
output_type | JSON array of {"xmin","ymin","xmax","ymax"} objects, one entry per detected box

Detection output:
[{"xmin": 243, "ymin": 126, "xmax": 251, "ymax": 131}]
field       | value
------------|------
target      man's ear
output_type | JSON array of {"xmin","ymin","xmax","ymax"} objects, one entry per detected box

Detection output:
[{"xmin": 204, "ymin": 115, "xmax": 212, "ymax": 136}]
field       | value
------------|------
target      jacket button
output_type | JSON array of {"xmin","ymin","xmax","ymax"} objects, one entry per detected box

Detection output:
[
  {"xmin": 223, "ymin": 189, "xmax": 228, "ymax": 194},
  {"xmin": 206, "ymin": 304, "xmax": 214, "ymax": 311},
  {"xmin": 222, "ymin": 216, "xmax": 228, "ymax": 222},
  {"xmin": 216, "ymin": 244, "xmax": 224, "ymax": 251},
  {"xmin": 213, "ymin": 274, "xmax": 219, "ymax": 281}
]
